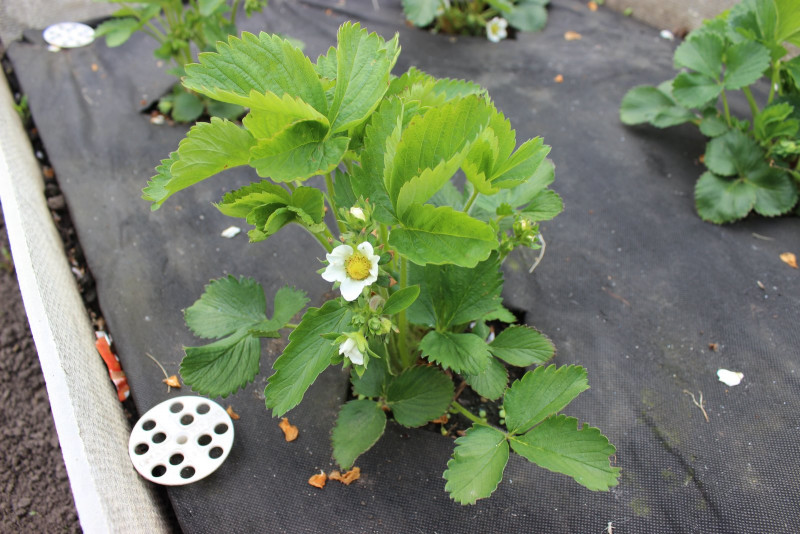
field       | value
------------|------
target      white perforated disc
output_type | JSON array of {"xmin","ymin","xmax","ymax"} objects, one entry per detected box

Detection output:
[
  {"xmin": 129, "ymin": 396, "xmax": 234, "ymax": 485},
  {"xmin": 43, "ymin": 22, "xmax": 95, "ymax": 48}
]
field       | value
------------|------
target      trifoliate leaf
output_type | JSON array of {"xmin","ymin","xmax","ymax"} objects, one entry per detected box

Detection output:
[
  {"xmin": 198, "ymin": 0, "xmax": 226, "ymax": 16},
  {"xmin": 698, "ymin": 111, "xmax": 729, "ymax": 137},
  {"xmin": 386, "ymin": 365, "xmax": 454, "ymax": 427},
  {"xmin": 241, "ymin": 92, "xmax": 330, "ymax": 140},
  {"xmin": 216, "ymin": 180, "xmax": 291, "ymax": 219},
  {"xmin": 142, "ymin": 151, "xmax": 179, "ymax": 210},
  {"xmin": 503, "ymin": 365, "xmax": 589, "ymax": 434},
  {"xmin": 327, "ymin": 22, "xmax": 400, "ymax": 134},
  {"xmin": 673, "ymin": 31, "xmax": 724, "ymax": 79},
  {"xmin": 386, "ymin": 96, "xmax": 492, "ymax": 216},
  {"xmin": 407, "ymin": 252, "xmax": 503, "ymax": 328},
  {"xmin": 694, "ymin": 171, "xmax": 758, "ymax": 223},
  {"xmin": 470, "ymin": 160, "xmax": 556, "ymax": 223},
  {"xmin": 146, "ymin": 118, "xmax": 255, "ymax": 209},
  {"xmin": 521, "ymin": 189, "xmax": 564, "ymax": 222},
  {"xmin": 183, "ymin": 32, "xmax": 328, "ymax": 114},
  {"xmin": 402, "ymin": 0, "xmax": 439, "ymax": 26},
  {"xmin": 250, "ymin": 121, "xmax": 349, "ymax": 182},
  {"xmin": 443, "ymin": 425, "xmax": 509, "ymax": 505},
  {"xmin": 750, "ymin": 167, "xmax": 799, "ymax": 217},
  {"xmin": 182, "ymin": 333, "xmax": 260, "ymax": 397},
  {"xmin": 332, "ymin": 399, "xmax": 387, "ymax": 469},
  {"xmin": 389, "ymin": 204, "xmax": 497, "ymax": 268},
  {"xmin": 506, "ymin": 0, "xmax": 549, "ymax": 32},
  {"xmin": 488, "ymin": 326, "xmax": 555, "ymax": 367},
  {"xmin": 724, "ymin": 40, "xmax": 771, "ymax": 89},
  {"xmin": 754, "ymin": 103, "xmax": 799, "ymax": 143},
  {"xmin": 419, "ymin": 331, "xmax": 491, "ymax": 375},
  {"xmin": 264, "ymin": 300, "xmax": 352, "ymax": 417},
  {"xmin": 463, "ymin": 357, "xmax": 508, "ymax": 400},
  {"xmin": 672, "ymin": 72, "xmax": 722, "ymax": 109},
  {"xmin": 382, "ymin": 285, "xmax": 420, "ymax": 315},
  {"xmin": 510, "ymin": 415, "xmax": 620, "ymax": 491},
  {"xmin": 619, "ymin": 82, "xmax": 696, "ymax": 128}
]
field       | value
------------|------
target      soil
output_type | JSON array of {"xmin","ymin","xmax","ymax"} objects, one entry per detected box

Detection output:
[{"xmin": 0, "ymin": 206, "xmax": 81, "ymax": 532}]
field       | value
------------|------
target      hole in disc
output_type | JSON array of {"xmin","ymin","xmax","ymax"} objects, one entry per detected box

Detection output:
[
  {"xmin": 169, "ymin": 402, "xmax": 183, "ymax": 413},
  {"xmin": 169, "ymin": 454, "xmax": 184, "ymax": 465},
  {"xmin": 152, "ymin": 432, "xmax": 166, "ymax": 444},
  {"xmin": 180, "ymin": 466, "xmax": 196, "ymax": 479},
  {"xmin": 151, "ymin": 465, "xmax": 166, "ymax": 478},
  {"xmin": 214, "ymin": 423, "xmax": 228, "ymax": 435},
  {"xmin": 176, "ymin": 435, "xmax": 188, "ymax": 445},
  {"xmin": 180, "ymin": 414, "xmax": 194, "ymax": 425},
  {"xmin": 141, "ymin": 420, "xmax": 156, "ymax": 431},
  {"xmin": 134, "ymin": 443, "xmax": 149, "ymax": 455},
  {"xmin": 197, "ymin": 434, "xmax": 212, "ymax": 446},
  {"xmin": 209, "ymin": 447, "xmax": 223, "ymax": 459},
  {"xmin": 196, "ymin": 404, "xmax": 210, "ymax": 415}
]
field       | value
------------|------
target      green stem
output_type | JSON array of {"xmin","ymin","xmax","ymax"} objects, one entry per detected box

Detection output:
[
  {"xmin": 324, "ymin": 172, "xmax": 346, "ymax": 234},
  {"xmin": 396, "ymin": 256, "xmax": 412, "ymax": 369},
  {"xmin": 230, "ymin": 0, "xmax": 242, "ymax": 26},
  {"xmin": 450, "ymin": 401, "xmax": 491, "ymax": 428},
  {"xmin": 312, "ymin": 230, "xmax": 333, "ymax": 253},
  {"xmin": 742, "ymin": 86, "xmax": 760, "ymax": 121},
  {"xmin": 720, "ymin": 89, "xmax": 732, "ymax": 127},
  {"xmin": 142, "ymin": 20, "xmax": 167, "ymax": 42},
  {"xmin": 284, "ymin": 323, "xmax": 299, "ymax": 329},
  {"xmin": 463, "ymin": 187, "xmax": 479, "ymax": 213},
  {"xmin": 768, "ymin": 60, "xmax": 782, "ymax": 105}
]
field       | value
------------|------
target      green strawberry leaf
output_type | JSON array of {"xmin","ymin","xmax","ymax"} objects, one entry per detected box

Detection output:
[
  {"xmin": 462, "ymin": 356, "xmax": 508, "ymax": 401},
  {"xmin": 402, "ymin": 0, "xmax": 440, "ymax": 26},
  {"xmin": 619, "ymin": 82, "xmax": 696, "ymax": 128},
  {"xmin": 724, "ymin": 40, "xmax": 771, "ymax": 89},
  {"xmin": 419, "ymin": 331, "xmax": 491, "ymax": 375},
  {"xmin": 673, "ymin": 31, "xmax": 725, "ymax": 79},
  {"xmin": 510, "ymin": 415, "xmax": 620, "ymax": 491},
  {"xmin": 350, "ymin": 351, "xmax": 391, "ymax": 398},
  {"xmin": 444, "ymin": 425, "xmax": 509, "ymax": 505},
  {"xmin": 389, "ymin": 204, "xmax": 497, "ymax": 267},
  {"xmin": 382, "ymin": 285, "xmax": 421, "ymax": 315},
  {"xmin": 264, "ymin": 300, "xmax": 352, "ymax": 417},
  {"xmin": 95, "ymin": 18, "xmax": 141, "ymax": 47},
  {"xmin": 183, "ymin": 32, "xmax": 328, "ymax": 114},
  {"xmin": 182, "ymin": 333, "xmax": 261, "ymax": 398},
  {"xmin": 521, "ymin": 189, "xmax": 564, "ymax": 222},
  {"xmin": 694, "ymin": 171, "xmax": 758, "ymax": 223},
  {"xmin": 503, "ymin": 365, "xmax": 589, "ymax": 434},
  {"xmin": 386, "ymin": 365, "xmax": 454, "ymax": 427},
  {"xmin": 488, "ymin": 325, "xmax": 555, "ymax": 367},
  {"xmin": 332, "ymin": 399, "xmax": 387, "ymax": 469},
  {"xmin": 506, "ymin": 0, "xmax": 549, "ymax": 33},
  {"xmin": 672, "ymin": 72, "xmax": 722, "ymax": 109}
]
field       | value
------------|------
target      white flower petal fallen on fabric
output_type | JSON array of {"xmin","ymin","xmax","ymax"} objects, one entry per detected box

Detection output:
[
  {"xmin": 660, "ymin": 29, "xmax": 675, "ymax": 40},
  {"xmin": 717, "ymin": 369, "xmax": 743, "ymax": 387},
  {"xmin": 220, "ymin": 226, "xmax": 241, "ymax": 238}
]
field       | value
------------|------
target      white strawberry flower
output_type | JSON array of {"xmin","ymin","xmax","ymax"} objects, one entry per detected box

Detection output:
[
  {"xmin": 321, "ymin": 242, "xmax": 380, "ymax": 301},
  {"xmin": 339, "ymin": 336, "xmax": 365, "ymax": 365},
  {"xmin": 486, "ymin": 17, "xmax": 508, "ymax": 43}
]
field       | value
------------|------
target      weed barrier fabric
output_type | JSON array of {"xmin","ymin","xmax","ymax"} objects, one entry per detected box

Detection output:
[{"xmin": 7, "ymin": 0, "xmax": 800, "ymax": 531}]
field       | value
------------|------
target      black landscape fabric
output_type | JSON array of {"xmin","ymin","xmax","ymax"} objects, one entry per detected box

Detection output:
[{"xmin": 7, "ymin": 0, "xmax": 800, "ymax": 532}]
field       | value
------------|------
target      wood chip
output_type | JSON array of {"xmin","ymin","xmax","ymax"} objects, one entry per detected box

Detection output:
[
  {"xmin": 329, "ymin": 467, "xmax": 361, "ymax": 485},
  {"xmin": 708, "ymin": 343, "xmax": 718, "ymax": 352},
  {"xmin": 279, "ymin": 417, "xmax": 299, "ymax": 441},
  {"xmin": 308, "ymin": 471, "xmax": 327, "ymax": 488},
  {"xmin": 226, "ymin": 405, "xmax": 240, "ymax": 420},
  {"xmin": 162, "ymin": 375, "xmax": 181, "ymax": 388},
  {"xmin": 554, "ymin": 74, "xmax": 564, "ymax": 83},
  {"xmin": 780, "ymin": 252, "xmax": 798, "ymax": 269},
  {"xmin": 91, "ymin": 63, "xmax": 99, "ymax": 72},
  {"xmin": 564, "ymin": 31, "xmax": 582, "ymax": 41},
  {"xmin": 587, "ymin": 1, "xmax": 598, "ymax": 11}
]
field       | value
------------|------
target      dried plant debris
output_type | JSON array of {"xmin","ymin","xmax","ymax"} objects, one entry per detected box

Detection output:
[
  {"xmin": 226, "ymin": 405, "xmax": 240, "ymax": 420},
  {"xmin": 780, "ymin": 252, "xmax": 798, "ymax": 269},
  {"xmin": 329, "ymin": 467, "xmax": 361, "ymax": 485},
  {"xmin": 564, "ymin": 31, "xmax": 582, "ymax": 41},
  {"xmin": 279, "ymin": 417, "xmax": 299, "ymax": 442},
  {"xmin": 308, "ymin": 471, "xmax": 327, "ymax": 489},
  {"xmin": 162, "ymin": 375, "xmax": 181, "ymax": 388}
]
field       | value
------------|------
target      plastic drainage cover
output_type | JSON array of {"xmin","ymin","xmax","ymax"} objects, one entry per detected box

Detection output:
[
  {"xmin": 42, "ymin": 22, "xmax": 95, "ymax": 48},
  {"xmin": 128, "ymin": 396, "xmax": 234, "ymax": 485}
]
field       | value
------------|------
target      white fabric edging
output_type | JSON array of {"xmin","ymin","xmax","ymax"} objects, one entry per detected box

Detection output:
[{"xmin": 0, "ymin": 75, "xmax": 170, "ymax": 532}]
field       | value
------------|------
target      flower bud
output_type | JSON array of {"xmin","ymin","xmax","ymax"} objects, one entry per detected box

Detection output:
[{"xmin": 349, "ymin": 207, "xmax": 366, "ymax": 221}]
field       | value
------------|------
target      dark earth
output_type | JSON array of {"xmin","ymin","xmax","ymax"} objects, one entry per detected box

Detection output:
[{"xmin": 0, "ymin": 205, "xmax": 81, "ymax": 532}]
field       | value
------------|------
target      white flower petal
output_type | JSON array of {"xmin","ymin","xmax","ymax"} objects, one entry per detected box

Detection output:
[
  {"xmin": 357, "ymin": 242, "xmax": 375, "ymax": 257},
  {"xmin": 717, "ymin": 369, "xmax": 743, "ymax": 387},
  {"xmin": 321, "ymin": 262, "xmax": 346, "ymax": 283},
  {"xmin": 340, "ymin": 277, "xmax": 366, "ymax": 301},
  {"xmin": 327, "ymin": 245, "xmax": 353, "ymax": 264}
]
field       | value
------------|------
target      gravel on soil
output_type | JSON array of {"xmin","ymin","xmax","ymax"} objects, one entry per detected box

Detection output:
[{"xmin": 0, "ymin": 205, "xmax": 81, "ymax": 533}]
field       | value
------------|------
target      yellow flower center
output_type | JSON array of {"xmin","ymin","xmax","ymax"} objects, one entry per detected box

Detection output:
[{"xmin": 345, "ymin": 251, "xmax": 372, "ymax": 281}]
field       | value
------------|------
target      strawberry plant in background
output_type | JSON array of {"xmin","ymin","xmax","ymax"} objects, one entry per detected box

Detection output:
[
  {"xmin": 402, "ymin": 0, "xmax": 549, "ymax": 42},
  {"xmin": 144, "ymin": 23, "xmax": 620, "ymax": 503},
  {"xmin": 620, "ymin": 0, "xmax": 800, "ymax": 224},
  {"xmin": 94, "ymin": 0, "xmax": 272, "ymax": 122}
]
